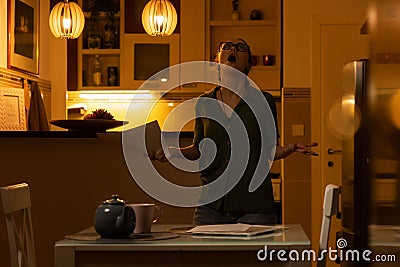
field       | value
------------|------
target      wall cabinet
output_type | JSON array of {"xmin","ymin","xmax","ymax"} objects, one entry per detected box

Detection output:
[
  {"xmin": 121, "ymin": 34, "xmax": 180, "ymax": 89},
  {"xmin": 70, "ymin": 0, "xmax": 281, "ymax": 92},
  {"xmin": 206, "ymin": 0, "xmax": 281, "ymax": 91},
  {"xmin": 74, "ymin": 0, "xmax": 181, "ymax": 91},
  {"xmin": 77, "ymin": 0, "xmax": 122, "ymax": 90}
]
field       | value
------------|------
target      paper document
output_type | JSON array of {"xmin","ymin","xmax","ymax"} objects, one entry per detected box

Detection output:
[
  {"xmin": 187, "ymin": 223, "xmax": 283, "ymax": 236},
  {"xmin": 123, "ymin": 120, "xmax": 163, "ymax": 156}
]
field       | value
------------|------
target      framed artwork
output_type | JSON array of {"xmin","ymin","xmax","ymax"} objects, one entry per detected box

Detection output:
[
  {"xmin": 0, "ymin": 87, "xmax": 26, "ymax": 131},
  {"xmin": 7, "ymin": 0, "xmax": 39, "ymax": 74}
]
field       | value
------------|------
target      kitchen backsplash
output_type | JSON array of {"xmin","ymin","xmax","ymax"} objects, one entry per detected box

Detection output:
[{"xmin": 67, "ymin": 90, "xmax": 196, "ymax": 132}]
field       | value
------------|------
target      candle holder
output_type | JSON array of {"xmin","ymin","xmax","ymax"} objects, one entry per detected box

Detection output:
[{"xmin": 263, "ymin": 55, "xmax": 276, "ymax": 66}]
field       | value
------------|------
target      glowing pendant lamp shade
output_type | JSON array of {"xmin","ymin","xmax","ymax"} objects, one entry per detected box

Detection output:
[
  {"xmin": 49, "ymin": 0, "xmax": 85, "ymax": 39},
  {"xmin": 142, "ymin": 0, "xmax": 177, "ymax": 36}
]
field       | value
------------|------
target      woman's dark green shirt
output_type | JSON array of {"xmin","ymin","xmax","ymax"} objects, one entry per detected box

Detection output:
[{"xmin": 193, "ymin": 86, "xmax": 280, "ymax": 213}]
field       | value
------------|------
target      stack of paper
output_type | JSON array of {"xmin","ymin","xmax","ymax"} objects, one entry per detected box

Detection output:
[{"xmin": 187, "ymin": 223, "xmax": 283, "ymax": 236}]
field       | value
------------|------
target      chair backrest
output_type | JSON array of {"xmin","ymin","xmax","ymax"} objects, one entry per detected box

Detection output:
[
  {"xmin": 317, "ymin": 184, "xmax": 340, "ymax": 267},
  {"xmin": 1, "ymin": 183, "xmax": 37, "ymax": 267}
]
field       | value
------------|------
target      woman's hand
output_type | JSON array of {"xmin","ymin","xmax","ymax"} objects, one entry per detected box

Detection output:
[
  {"xmin": 148, "ymin": 148, "xmax": 169, "ymax": 163},
  {"xmin": 292, "ymin": 142, "xmax": 319, "ymax": 156},
  {"xmin": 149, "ymin": 145, "xmax": 201, "ymax": 162},
  {"xmin": 275, "ymin": 142, "xmax": 319, "ymax": 160}
]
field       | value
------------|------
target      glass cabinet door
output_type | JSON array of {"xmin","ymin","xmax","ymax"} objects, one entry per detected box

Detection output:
[
  {"xmin": 121, "ymin": 34, "xmax": 180, "ymax": 89},
  {"xmin": 77, "ymin": 0, "xmax": 121, "ymax": 89}
]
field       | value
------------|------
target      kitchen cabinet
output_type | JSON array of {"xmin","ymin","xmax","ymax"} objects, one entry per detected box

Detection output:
[
  {"xmin": 206, "ymin": 0, "xmax": 281, "ymax": 91},
  {"xmin": 69, "ymin": 0, "xmax": 281, "ymax": 93},
  {"xmin": 74, "ymin": 0, "xmax": 181, "ymax": 91},
  {"xmin": 121, "ymin": 33, "xmax": 180, "ymax": 89},
  {"xmin": 77, "ymin": 0, "xmax": 122, "ymax": 90},
  {"xmin": 122, "ymin": 0, "xmax": 181, "ymax": 89}
]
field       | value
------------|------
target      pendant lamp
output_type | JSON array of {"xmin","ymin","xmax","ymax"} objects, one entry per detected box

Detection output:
[
  {"xmin": 49, "ymin": 0, "xmax": 85, "ymax": 39},
  {"xmin": 142, "ymin": 0, "xmax": 177, "ymax": 36}
]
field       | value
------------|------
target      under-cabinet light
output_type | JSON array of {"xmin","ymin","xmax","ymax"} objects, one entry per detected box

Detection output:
[{"xmin": 78, "ymin": 92, "xmax": 154, "ymax": 100}]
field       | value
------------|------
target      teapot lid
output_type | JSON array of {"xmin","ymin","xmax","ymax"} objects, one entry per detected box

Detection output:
[{"xmin": 103, "ymin": 194, "xmax": 126, "ymax": 205}]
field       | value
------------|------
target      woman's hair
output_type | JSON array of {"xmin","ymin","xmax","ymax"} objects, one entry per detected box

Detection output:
[{"xmin": 236, "ymin": 38, "xmax": 253, "ymax": 69}]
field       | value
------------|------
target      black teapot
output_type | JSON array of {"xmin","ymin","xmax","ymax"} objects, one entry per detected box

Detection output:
[{"xmin": 94, "ymin": 195, "xmax": 135, "ymax": 238}]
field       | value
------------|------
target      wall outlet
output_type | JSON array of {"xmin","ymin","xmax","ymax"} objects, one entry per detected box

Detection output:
[{"xmin": 292, "ymin": 124, "xmax": 305, "ymax": 136}]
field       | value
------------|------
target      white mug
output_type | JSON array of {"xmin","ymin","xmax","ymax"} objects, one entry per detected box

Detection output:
[{"xmin": 128, "ymin": 203, "xmax": 161, "ymax": 233}]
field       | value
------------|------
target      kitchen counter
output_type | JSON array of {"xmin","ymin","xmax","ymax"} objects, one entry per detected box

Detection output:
[
  {"xmin": 0, "ymin": 131, "xmax": 198, "ymax": 267},
  {"xmin": 0, "ymin": 130, "xmax": 282, "ymax": 267},
  {"xmin": 0, "ymin": 130, "xmax": 194, "ymax": 138},
  {"xmin": 0, "ymin": 131, "xmax": 97, "ymax": 138}
]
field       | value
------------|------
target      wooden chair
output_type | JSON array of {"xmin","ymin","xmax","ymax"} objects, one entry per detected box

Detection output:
[
  {"xmin": 317, "ymin": 184, "xmax": 340, "ymax": 267},
  {"xmin": 1, "ymin": 183, "xmax": 37, "ymax": 267}
]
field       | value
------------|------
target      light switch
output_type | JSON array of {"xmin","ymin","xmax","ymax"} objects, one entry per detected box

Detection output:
[{"xmin": 292, "ymin": 124, "xmax": 305, "ymax": 136}]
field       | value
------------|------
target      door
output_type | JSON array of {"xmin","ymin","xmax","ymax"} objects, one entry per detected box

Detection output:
[{"xmin": 311, "ymin": 16, "xmax": 369, "ymax": 267}]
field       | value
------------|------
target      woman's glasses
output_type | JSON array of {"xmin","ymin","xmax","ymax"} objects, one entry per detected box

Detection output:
[{"xmin": 219, "ymin": 42, "xmax": 249, "ymax": 52}]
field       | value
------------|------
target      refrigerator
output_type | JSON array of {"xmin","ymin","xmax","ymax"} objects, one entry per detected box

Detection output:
[
  {"xmin": 367, "ymin": 62, "xmax": 400, "ymax": 267},
  {"xmin": 339, "ymin": 59, "xmax": 371, "ymax": 267},
  {"xmin": 340, "ymin": 57, "xmax": 400, "ymax": 266}
]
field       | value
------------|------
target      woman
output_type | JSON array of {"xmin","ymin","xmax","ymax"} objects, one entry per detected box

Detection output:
[{"xmin": 151, "ymin": 37, "xmax": 317, "ymax": 224}]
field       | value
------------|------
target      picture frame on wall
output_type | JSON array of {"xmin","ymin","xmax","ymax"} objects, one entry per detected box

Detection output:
[
  {"xmin": 0, "ymin": 87, "xmax": 26, "ymax": 131},
  {"xmin": 7, "ymin": 0, "xmax": 39, "ymax": 75}
]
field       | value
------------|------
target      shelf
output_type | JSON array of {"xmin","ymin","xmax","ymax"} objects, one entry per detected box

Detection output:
[
  {"xmin": 76, "ymin": 0, "xmax": 122, "ymax": 90},
  {"xmin": 79, "ymin": 86, "xmax": 121, "ymax": 90},
  {"xmin": 82, "ymin": 49, "xmax": 121, "ymax": 55},
  {"xmin": 206, "ymin": 0, "xmax": 282, "ymax": 91},
  {"xmin": 209, "ymin": 20, "xmax": 277, "ymax": 26},
  {"xmin": 251, "ymin": 65, "xmax": 279, "ymax": 70}
]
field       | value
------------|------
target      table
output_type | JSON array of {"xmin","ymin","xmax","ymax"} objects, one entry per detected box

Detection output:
[{"xmin": 55, "ymin": 224, "xmax": 311, "ymax": 267}]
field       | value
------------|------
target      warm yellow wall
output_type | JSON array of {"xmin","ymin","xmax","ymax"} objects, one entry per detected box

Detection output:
[
  {"xmin": 283, "ymin": 0, "xmax": 369, "ymax": 87},
  {"xmin": 0, "ymin": 1, "xmax": 372, "ymax": 123},
  {"xmin": 0, "ymin": 1, "xmax": 7, "ymax": 68},
  {"xmin": 0, "ymin": 1, "xmax": 68, "ymax": 122}
]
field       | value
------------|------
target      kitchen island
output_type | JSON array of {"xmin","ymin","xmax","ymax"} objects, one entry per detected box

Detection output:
[{"xmin": 0, "ymin": 131, "xmax": 198, "ymax": 267}]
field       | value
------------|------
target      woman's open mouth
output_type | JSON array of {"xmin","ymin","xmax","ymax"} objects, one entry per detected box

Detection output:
[{"xmin": 227, "ymin": 55, "xmax": 237, "ymax": 62}]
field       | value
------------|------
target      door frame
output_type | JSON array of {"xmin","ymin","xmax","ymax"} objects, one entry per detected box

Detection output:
[{"xmin": 310, "ymin": 15, "xmax": 368, "ymax": 253}]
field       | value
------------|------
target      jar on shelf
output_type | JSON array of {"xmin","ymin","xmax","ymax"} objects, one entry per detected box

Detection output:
[
  {"xmin": 250, "ymin": 9, "xmax": 262, "ymax": 20},
  {"xmin": 87, "ymin": 12, "xmax": 102, "ymax": 49},
  {"xmin": 92, "ymin": 55, "xmax": 103, "ymax": 86},
  {"xmin": 107, "ymin": 66, "xmax": 118, "ymax": 86},
  {"xmin": 104, "ymin": 12, "xmax": 117, "ymax": 49}
]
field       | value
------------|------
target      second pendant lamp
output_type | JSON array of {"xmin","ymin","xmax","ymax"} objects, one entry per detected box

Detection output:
[{"xmin": 142, "ymin": 0, "xmax": 177, "ymax": 36}]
